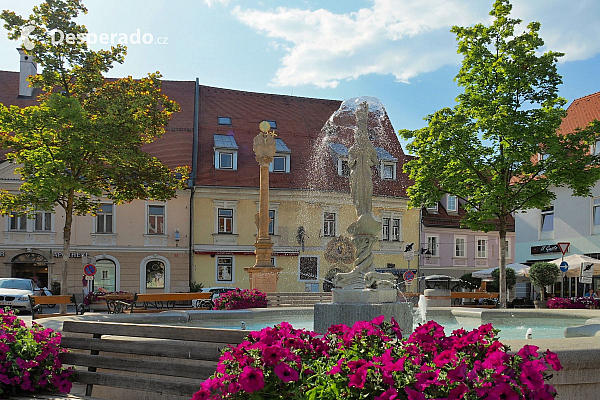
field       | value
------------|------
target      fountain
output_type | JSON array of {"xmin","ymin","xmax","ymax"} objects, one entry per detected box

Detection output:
[{"xmin": 314, "ymin": 99, "xmax": 412, "ymax": 334}]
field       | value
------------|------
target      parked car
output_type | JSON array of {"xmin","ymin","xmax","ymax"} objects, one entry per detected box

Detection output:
[
  {"xmin": 198, "ymin": 286, "xmax": 236, "ymax": 308},
  {"xmin": 0, "ymin": 278, "xmax": 35, "ymax": 313}
]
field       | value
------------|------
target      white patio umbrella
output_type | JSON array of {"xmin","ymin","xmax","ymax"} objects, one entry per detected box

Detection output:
[
  {"xmin": 472, "ymin": 263, "xmax": 530, "ymax": 282},
  {"xmin": 549, "ymin": 254, "xmax": 600, "ymax": 278}
]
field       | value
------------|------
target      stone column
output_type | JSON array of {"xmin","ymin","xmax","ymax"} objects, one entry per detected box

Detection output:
[{"xmin": 244, "ymin": 121, "xmax": 283, "ymax": 293}]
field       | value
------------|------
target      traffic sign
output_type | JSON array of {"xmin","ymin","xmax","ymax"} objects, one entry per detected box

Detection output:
[
  {"xmin": 557, "ymin": 242, "xmax": 570, "ymax": 255},
  {"xmin": 403, "ymin": 270, "xmax": 415, "ymax": 282},
  {"xmin": 84, "ymin": 264, "xmax": 97, "ymax": 276},
  {"xmin": 560, "ymin": 261, "xmax": 569, "ymax": 273}
]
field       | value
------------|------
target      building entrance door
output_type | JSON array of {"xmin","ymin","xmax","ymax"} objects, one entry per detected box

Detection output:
[{"xmin": 10, "ymin": 253, "xmax": 49, "ymax": 289}]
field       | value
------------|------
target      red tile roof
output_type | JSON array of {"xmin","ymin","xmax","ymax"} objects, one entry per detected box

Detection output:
[
  {"xmin": 0, "ymin": 70, "xmax": 410, "ymax": 197},
  {"xmin": 559, "ymin": 91, "xmax": 600, "ymax": 133},
  {"xmin": 422, "ymin": 202, "xmax": 515, "ymax": 232}
]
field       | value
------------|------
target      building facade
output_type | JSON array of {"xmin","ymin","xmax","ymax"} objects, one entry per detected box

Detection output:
[
  {"xmin": 515, "ymin": 91, "xmax": 600, "ymax": 296},
  {"xmin": 420, "ymin": 194, "xmax": 516, "ymax": 281}
]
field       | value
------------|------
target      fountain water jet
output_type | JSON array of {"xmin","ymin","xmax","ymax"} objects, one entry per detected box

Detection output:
[{"xmin": 314, "ymin": 99, "xmax": 412, "ymax": 334}]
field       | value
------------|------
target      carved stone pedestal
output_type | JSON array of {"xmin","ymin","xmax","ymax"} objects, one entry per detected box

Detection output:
[{"xmin": 244, "ymin": 266, "xmax": 283, "ymax": 294}]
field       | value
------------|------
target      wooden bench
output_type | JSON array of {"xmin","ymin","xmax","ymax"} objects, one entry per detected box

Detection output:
[
  {"xmin": 266, "ymin": 292, "xmax": 332, "ymax": 307},
  {"xmin": 104, "ymin": 292, "xmax": 212, "ymax": 314},
  {"xmin": 29, "ymin": 295, "xmax": 81, "ymax": 320},
  {"xmin": 11, "ymin": 320, "xmax": 249, "ymax": 399}
]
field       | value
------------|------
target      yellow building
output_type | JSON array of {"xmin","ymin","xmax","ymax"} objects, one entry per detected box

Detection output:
[{"xmin": 190, "ymin": 86, "xmax": 420, "ymax": 292}]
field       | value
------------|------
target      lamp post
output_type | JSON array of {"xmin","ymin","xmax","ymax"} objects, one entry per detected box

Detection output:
[{"xmin": 244, "ymin": 121, "xmax": 283, "ymax": 293}]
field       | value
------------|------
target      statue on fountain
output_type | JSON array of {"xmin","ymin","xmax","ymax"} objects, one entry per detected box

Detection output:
[{"xmin": 334, "ymin": 101, "xmax": 396, "ymax": 291}]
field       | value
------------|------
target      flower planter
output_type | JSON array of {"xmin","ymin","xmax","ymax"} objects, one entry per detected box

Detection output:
[
  {"xmin": 534, "ymin": 300, "xmax": 548, "ymax": 309},
  {"xmin": 88, "ymin": 301, "xmax": 107, "ymax": 312}
]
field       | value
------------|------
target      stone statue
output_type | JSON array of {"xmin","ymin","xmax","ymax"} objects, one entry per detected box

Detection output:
[{"xmin": 334, "ymin": 101, "xmax": 396, "ymax": 291}]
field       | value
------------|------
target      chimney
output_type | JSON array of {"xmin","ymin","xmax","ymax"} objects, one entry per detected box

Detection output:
[{"xmin": 17, "ymin": 48, "xmax": 37, "ymax": 97}]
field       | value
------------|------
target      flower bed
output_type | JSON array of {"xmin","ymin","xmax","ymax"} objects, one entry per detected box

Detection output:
[
  {"xmin": 193, "ymin": 316, "xmax": 562, "ymax": 400},
  {"xmin": 547, "ymin": 297, "xmax": 599, "ymax": 309},
  {"xmin": 213, "ymin": 288, "xmax": 267, "ymax": 310},
  {"xmin": 0, "ymin": 309, "xmax": 73, "ymax": 397}
]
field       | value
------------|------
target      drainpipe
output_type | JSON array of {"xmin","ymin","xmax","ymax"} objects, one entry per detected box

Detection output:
[{"xmin": 189, "ymin": 78, "xmax": 199, "ymax": 287}]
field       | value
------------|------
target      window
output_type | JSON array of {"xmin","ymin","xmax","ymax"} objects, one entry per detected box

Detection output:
[
  {"xmin": 541, "ymin": 206, "xmax": 554, "ymax": 233},
  {"xmin": 299, "ymin": 256, "xmax": 318, "ymax": 281},
  {"xmin": 426, "ymin": 204, "xmax": 438, "ymax": 213},
  {"xmin": 594, "ymin": 198, "xmax": 600, "ymax": 234},
  {"xmin": 447, "ymin": 195, "xmax": 457, "ymax": 212},
  {"xmin": 269, "ymin": 138, "xmax": 291, "ymax": 173},
  {"xmin": 392, "ymin": 219, "xmax": 400, "ymax": 241},
  {"xmin": 594, "ymin": 141, "xmax": 600, "ymax": 156},
  {"xmin": 218, "ymin": 116, "xmax": 232, "ymax": 125},
  {"xmin": 218, "ymin": 209, "xmax": 233, "ymax": 234},
  {"xmin": 382, "ymin": 163, "xmax": 396, "ymax": 180},
  {"xmin": 323, "ymin": 212, "xmax": 336, "ymax": 237},
  {"xmin": 427, "ymin": 236, "xmax": 438, "ymax": 257},
  {"xmin": 34, "ymin": 211, "xmax": 51, "ymax": 231},
  {"xmin": 96, "ymin": 204, "xmax": 113, "ymax": 233},
  {"xmin": 269, "ymin": 210, "xmax": 275, "ymax": 235},
  {"xmin": 214, "ymin": 135, "xmax": 238, "ymax": 170},
  {"xmin": 273, "ymin": 156, "xmax": 286, "ymax": 172},
  {"xmin": 145, "ymin": 260, "xmax": 165, "ymax": 289},
  {"xmin": 216, "ymin": 257, "xmax": 233, "ymax": 282},
  {"xmin": 340, "ymin": 159, "xmax": 350, "ymax": 177},
  {"xmin": 455, "ymin": 236, "xmax": 466, "ymax": 257},
  {"xmin": 148, "ymin": 205, "xmax": 165, "ymax": 235},
  {"xmin": 95, "ymin": 259, "xmax": 116, "ymax": 292},
  {"xmin": 219, "ymin": 152, "xmax": 233, "ymax": 169},
  {"xmin": 476, "ymin": 237, "xmax": 487, "ymax": 258},
  {"xmin": 382, "ymin": 218, "xmax": 390, "ymax": 241},
  {"xmin": 263, "ymin": 120, "xmax": 277, "ymax": 130},
  {"xmin": 9, "ymin": 212, "xmax": 27, "ymax": 231}
]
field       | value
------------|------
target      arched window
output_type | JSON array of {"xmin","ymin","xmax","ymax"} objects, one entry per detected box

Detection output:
[
  {"xmin": 95, "ymin": 259, "xmax": 116, "ymax": 292},
  {"xmin": 145, "ymin": 260, "xmax": 165, "ymax": 289}
]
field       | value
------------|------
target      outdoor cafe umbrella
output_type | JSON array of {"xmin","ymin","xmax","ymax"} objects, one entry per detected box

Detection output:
[
  {"xmin": 549, "ymin": 254, "xmax": 600, "ymax": 278},
  {"xmin": 472, "ymin": 263, "xmax": 530, "ymax": 282}
]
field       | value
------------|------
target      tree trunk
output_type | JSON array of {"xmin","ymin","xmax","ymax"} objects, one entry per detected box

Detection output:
[
  {"xmin": 498, "ymin": 217, "xmax": 507, "ymax": 308},
  {"xmin": 59, "ymin": 191, "xmax": 74, "ymax": 314}
]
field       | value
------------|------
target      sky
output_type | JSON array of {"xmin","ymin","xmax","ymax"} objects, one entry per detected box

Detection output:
[{"xmin": 1, "ymin": 0, "xmax": 599, "ymax": 152}]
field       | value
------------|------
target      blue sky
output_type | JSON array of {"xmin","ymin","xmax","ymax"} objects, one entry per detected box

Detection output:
[{"xmin": 1, "ymin": 0, "xmax": 599, "ymax": 151}]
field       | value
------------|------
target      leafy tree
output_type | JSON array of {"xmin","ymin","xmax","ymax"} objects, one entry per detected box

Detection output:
[
  {"xmin": 529, "ymin": 262, "xmax": 560, "ymax": 301},
  {"xmin": 399, "ymin": 0, "xmax": 600, "ymax": 307},
  {"xmin": 487, "ymin": 267, "xmax": 516, "ymax": 293},
  {"xmin": 0, "ymin": 0, "xmax": 186, "ymax": 312},
  {"xmin": 459, "ymin": 273, "xmax": 481, "ymax": 290}
]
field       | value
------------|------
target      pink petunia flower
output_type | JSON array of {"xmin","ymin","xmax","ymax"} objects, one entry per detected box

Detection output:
[
  {"xmin": 239, "ymin": 366, "xmax": 265, "ymax": 393},
  {"xmin": 545, "ymin": 350, "xmax": 563, "ymax": 371}
]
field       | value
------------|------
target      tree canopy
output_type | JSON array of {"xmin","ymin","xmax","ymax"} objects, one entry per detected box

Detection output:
[
  {"xmin": 0, "ymin": 0, "xmax": 187, "ymax": 309},
  {"xmin": 399, "ymin": 0, "xmax": 600, "ymax": 307}
]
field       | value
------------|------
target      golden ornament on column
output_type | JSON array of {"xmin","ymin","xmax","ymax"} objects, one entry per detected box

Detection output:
[{"xmin": 244, "ymin": 121, "xmax": 283, "ymax": 293}]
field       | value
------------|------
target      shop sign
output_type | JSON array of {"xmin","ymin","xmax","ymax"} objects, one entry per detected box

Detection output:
[
  {"xmin": 53, "ymin": 252, "xmax": 90, "ymax": 258},
  {"xmin": 530, "ymin": 244, "xmax": 561, "ymax": 255}
]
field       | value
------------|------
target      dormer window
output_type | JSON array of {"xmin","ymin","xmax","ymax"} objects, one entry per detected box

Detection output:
[
  {"xmin": 214, "ymin": 134, "xmax": 238, "ymax": 170},
  {"xmin": 218, "ymin": 116, "xmax": 232, "ymax": 126},
  {"xmin": 269, "ymin": 138, "xmax": 291, "ymax": 173},
  {"xmin": 375, "ymin": 147, "xmax": 397, "ymax": 180},
  {"xmin": 427, "ymin": 204, "xmax": 438, "ymax": 213},
  {"xmin": 328, "ymin": 143, "xmax": 349, "ymax": 177},
  {"xmin": 263, "ymin": 120, "xmax": 277, "ymax": 130}
]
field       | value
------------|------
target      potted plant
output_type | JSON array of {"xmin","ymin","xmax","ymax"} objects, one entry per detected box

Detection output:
[{"xmin": 529, "ymin": 262, "xmax": 560, "ymax": 308}]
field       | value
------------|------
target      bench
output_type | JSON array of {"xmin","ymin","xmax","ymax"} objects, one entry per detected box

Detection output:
[
  {"xmin": 11, "ymin": 320, "xmax": 249, "ymax": 399},
  {"xmin": 104, "ymin": 292, "xmax": 212, "ymax": 314},
  {"xmin": 29, "ymin": 295, "xmax": 81, "ymax": 320},
  {"xmin": 266, "ymin": 292, "xmax": 332, "ymax": 307}
]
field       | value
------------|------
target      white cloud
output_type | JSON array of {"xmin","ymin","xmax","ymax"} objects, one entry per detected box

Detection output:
[{"xmin": 231, "ymin": 0, "xmax": 600, "ymax": 88}]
